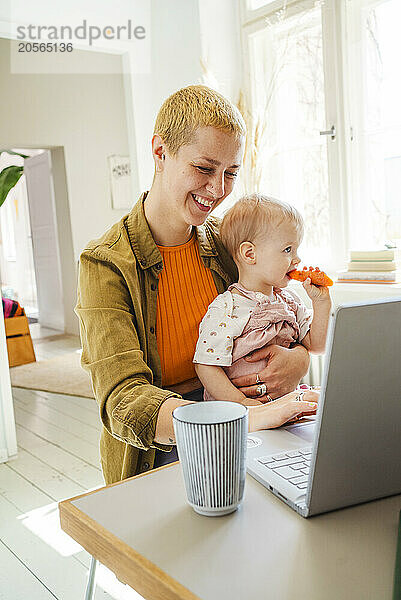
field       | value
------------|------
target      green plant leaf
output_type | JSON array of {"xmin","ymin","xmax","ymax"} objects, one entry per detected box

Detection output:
[
  {"xmin": 0, "ymin": 149, "xmax": 29, "ymax": 159},
  {"xmin": 0, "ymin": 165, "xmax": 24, "ymax": 207}
]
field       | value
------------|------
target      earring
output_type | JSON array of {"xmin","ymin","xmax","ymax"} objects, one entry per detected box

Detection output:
[{"xmin": 162, "ymin": 154, "xmax": 165, "ymax": 160}]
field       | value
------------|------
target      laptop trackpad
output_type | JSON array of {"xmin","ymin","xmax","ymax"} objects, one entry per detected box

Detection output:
[{"xmin": 284, "ymin": 418, "xmax": 316, "ymax": 443}]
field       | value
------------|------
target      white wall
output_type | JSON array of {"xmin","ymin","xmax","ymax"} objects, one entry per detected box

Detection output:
[
  {"xmin": 0, "ymin": 37, "xmax": 130, "ymax": 260},
  {"xmin": 129, "ymin": 0, "xmax": 203, "ymax": 190},
  {"xmin": 198, "ymin": 0, "xmax": 243, "ymax": 102},
  {"xmin": 129, "ymin": 0, "xmax": 242, "ymax": 191},
  {"xmin": 1, "ymin": 0, "xmax": 240, "ymax": 260}
]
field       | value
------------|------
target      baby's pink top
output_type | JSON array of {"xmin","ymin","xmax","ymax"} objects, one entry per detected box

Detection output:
[{"xmin": 193, "ymin": 283, "xmax": 312, "ymax": 402}]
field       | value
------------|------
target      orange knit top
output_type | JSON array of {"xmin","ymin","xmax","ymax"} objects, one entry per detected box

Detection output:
[{"xmin": 156, "ymin": 231, "xmax": 218, "ymax": 386}]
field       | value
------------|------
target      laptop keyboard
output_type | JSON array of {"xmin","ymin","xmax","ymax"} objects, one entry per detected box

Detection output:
[{"xmin": 256, "ymin": 448, "xmax": 312, "ymax": 490}]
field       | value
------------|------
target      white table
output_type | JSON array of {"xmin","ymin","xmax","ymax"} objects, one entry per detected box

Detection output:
[{"xmin": 59, "ymin": 453, "xmax": 401, "ymax": 600}]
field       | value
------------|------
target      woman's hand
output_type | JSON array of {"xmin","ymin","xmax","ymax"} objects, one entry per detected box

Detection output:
[
  {"xmin": 249, "ymin": 390, "xmax": 318, "ymax": 431},
  {"xmin": 231, "ymin": 344, "xmax": 310, "ymax": 399},
  {"xmin": 230, "ymin": 394, "xmax": 273, "ymax": 407},
  {"xmin": 242, "ymin": 397, "xmax": 264, "ymax": 406}
]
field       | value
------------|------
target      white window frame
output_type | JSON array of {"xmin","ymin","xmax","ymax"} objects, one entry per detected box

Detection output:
[
  {"xmin": 343, "ymin": 0, "xmax": 401, "ymax": 247},
  {"xmin": 239, "ymin": 0, "xmax": 352, "ymax": 272}
]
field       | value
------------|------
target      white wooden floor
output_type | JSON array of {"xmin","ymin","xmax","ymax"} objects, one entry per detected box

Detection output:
[{"xmin": 1, "ymin": 326, "xmax": 144, "ymax": 600}]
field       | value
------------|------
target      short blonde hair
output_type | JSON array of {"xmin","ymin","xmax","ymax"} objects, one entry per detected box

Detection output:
[
  {"xmin": 220, "ymin": 193, "xmax": 304, "ymax": 261},
  {"xmin": 153, "ymin": 85, "xmax": 246, "ymax": 155}
]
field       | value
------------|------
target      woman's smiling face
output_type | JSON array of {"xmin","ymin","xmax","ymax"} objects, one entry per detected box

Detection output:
[{"xmin": 160, "ymin": 126, "xmax": 245, "ymax": 227}]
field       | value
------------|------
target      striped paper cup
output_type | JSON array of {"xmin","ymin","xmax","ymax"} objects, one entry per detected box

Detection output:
[{"xmin": 173, "ymin": 401, "xmax": 248, "ymax": 516}]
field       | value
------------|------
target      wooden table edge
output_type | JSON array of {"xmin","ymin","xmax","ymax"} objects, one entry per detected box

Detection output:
[{"xmin": 59, "ymin": 462, "xmax": 200, "ymax": 600}]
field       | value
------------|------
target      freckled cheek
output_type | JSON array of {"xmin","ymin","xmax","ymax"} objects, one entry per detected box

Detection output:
[
  {"xmin": 188, "ymin": 174, "xmax": 209, "ymax": 192},
  {"xmin": 222, "ymin": 179, "xmax": 235, "ymax": 198}
]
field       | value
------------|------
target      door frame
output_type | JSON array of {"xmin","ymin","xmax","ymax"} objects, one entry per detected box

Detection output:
[
  {"xmin": 0, "ymin": 308, "xmax": 17, "ymax": 463},
  {"xmin": 24, "ymin": 150, "xmax": 65, "ymax": 332}
]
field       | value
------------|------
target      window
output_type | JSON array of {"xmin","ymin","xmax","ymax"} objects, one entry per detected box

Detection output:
[
  {"xmin": 346, "ymin": 0, "xmax": 401, "ymax": 248},
  {"xmin": 246, "ymin": 0, "xmax": 281, "ymax": 11},
  {"xmin": 240, "ymin": 0, "xmax": 401, "ymax": 271}
]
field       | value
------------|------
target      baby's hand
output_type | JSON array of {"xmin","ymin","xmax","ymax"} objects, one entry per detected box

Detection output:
[{"xmin": 303, "ymin": 277, "xmax": 331, "ymax": 302}]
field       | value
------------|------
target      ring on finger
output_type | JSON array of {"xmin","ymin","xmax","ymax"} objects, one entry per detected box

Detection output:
[
  {"xmin": 255, "ymin": 373, "xmax": 262, "ymax": 384},
  {"xmin": 256, "ymin": 383, "xmax": 267, "ymax": 396}
]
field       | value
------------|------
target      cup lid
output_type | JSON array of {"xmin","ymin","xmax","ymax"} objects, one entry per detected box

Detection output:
[{"xmin": 173, "ymin": 401, "xmax": 247, "ymax": 425}]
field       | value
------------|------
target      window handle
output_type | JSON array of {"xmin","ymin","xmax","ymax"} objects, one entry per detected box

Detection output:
[{"xmin": 319, "ymin": 125, "xmax": 336, "ymax": 140}]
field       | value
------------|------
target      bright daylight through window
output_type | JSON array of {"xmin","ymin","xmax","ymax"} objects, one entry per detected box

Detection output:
[
  {"xmin": 347, "ymin": 0, "xmax": 401, "ymax": 249},
  {"xmin": 241, "ymin": 0, "xmax": 401, "ymax": 271}
]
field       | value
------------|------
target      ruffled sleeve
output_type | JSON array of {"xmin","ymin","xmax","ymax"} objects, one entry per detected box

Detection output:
[{"xmin": 282, "ymin": 288, "xmax": 313, "ymax": 341}]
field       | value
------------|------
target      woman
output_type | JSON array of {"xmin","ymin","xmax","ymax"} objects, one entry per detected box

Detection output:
[{"xmin": 76, "ymin": 85, "xmax": 317, "ymax": 484}]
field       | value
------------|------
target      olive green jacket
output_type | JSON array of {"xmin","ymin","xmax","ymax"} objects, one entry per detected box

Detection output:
[{"xmin": 75, "ymin": 193, "xmax": 238, "ymax": 483}]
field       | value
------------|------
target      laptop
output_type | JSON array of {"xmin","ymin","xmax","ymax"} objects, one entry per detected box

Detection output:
[{"xmin": 246, "ymin": 297, "xmax": 401, "ymax": 517}]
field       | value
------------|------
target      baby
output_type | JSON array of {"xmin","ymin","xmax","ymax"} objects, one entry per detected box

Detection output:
[{"xmin": 193, "ymin": 193, "xmax": 332, "ymax": 406}]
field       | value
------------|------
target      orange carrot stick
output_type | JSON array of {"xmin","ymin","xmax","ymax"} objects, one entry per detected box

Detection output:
[{"xmin": 288, "ymin": 266, "xmax": 333, "ymax": 287}]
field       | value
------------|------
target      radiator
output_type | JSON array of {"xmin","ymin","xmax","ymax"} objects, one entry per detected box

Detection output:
[{"xmin": 302, "ymin": 353, "xmax": 325, "ymax": 387}]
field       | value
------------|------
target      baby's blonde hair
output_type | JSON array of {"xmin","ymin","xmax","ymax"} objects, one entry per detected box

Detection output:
[
  {"xmin": 153, "ymin": 85, "xmax": 246, "ymax": 155},
  {"xmin": 220, "ymin": 193, "xmax": 304, "ymax": 261}
]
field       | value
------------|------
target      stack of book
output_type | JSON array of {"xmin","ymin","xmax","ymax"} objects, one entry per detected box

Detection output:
[{"xmin": 337, "ymin": 248, "xmax": 399, "ymax": 284}]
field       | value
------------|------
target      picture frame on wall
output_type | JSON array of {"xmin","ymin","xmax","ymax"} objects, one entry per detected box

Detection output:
[{"xmin": 108, "ymin": 155, "xmax": 132, "ymax": 210}]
